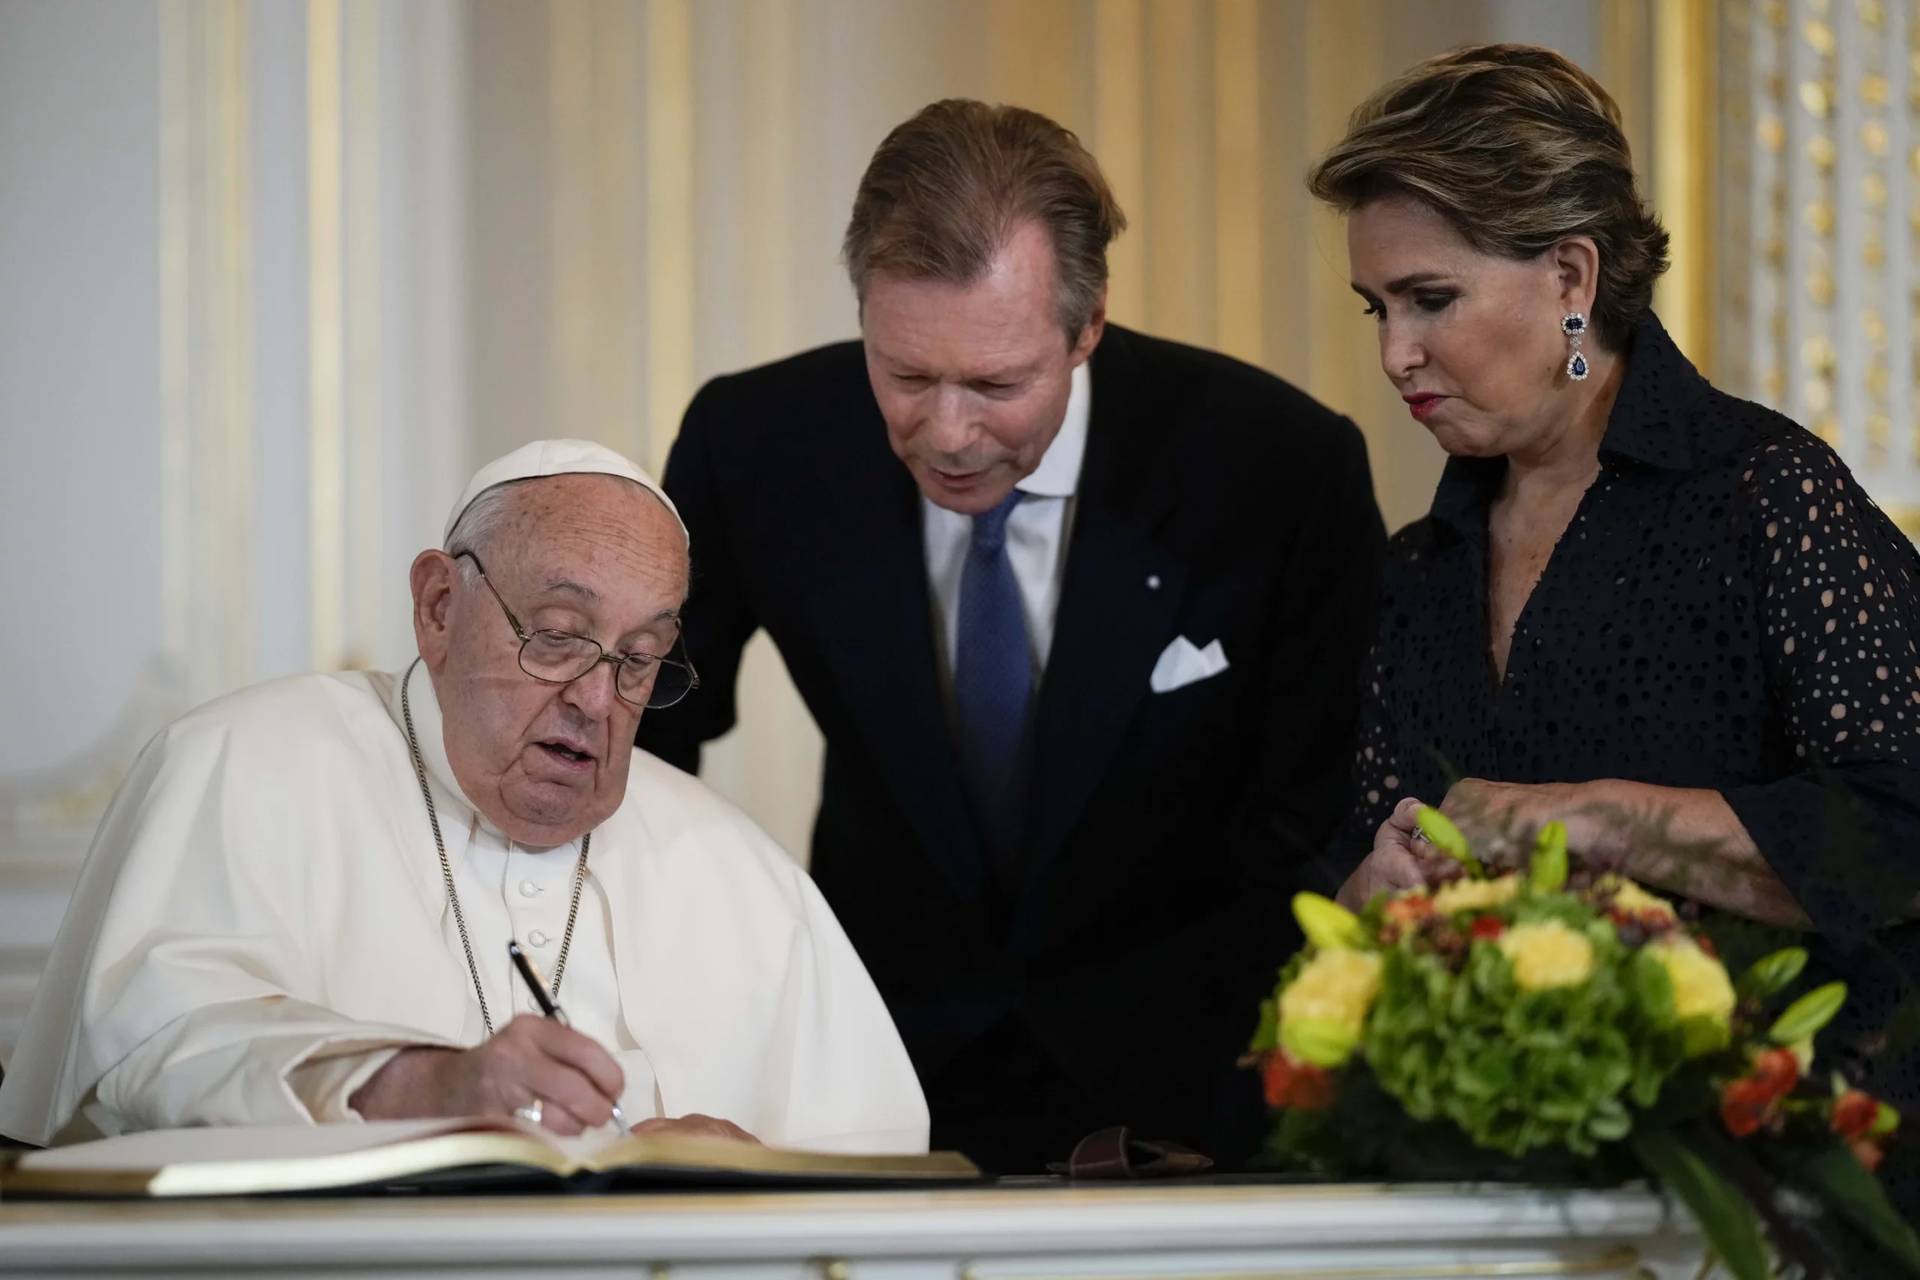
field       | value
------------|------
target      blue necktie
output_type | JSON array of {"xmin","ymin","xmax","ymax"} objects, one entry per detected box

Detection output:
[{"xmin": 954, "ymin": 490, "xmax": 1031, "ymax": 845}]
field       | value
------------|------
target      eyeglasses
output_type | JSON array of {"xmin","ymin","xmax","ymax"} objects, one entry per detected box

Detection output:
[{"xmin": 453, "ymin": 551, "xmax": 700, "ymax": 710}]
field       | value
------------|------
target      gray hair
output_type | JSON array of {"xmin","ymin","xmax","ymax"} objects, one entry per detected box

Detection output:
[{"xmin": 444, "ymin": 480, "xmax": 526, "ymax": 578}]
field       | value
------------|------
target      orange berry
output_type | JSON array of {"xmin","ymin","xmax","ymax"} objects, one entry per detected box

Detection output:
[{"xmin": 1832, "ymin": 1090, "xmax": 1879, "ymax": 1140}]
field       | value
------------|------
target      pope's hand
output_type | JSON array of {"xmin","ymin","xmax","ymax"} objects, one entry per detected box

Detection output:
[
  {"xmin": 350, "ymin": 1014, "xmax": 625, "ymax": 1136},
  {"xmin": 1335, "ymin": 795, "xmax": 1463, "ymax": 910},
  {"xmin": 628, "ymin": 1113, "xmax": 760, "ymax": 1145}
]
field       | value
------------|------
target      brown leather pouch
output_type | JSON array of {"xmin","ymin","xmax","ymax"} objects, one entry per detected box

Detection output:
[{"xmin": 1045, "ymin": 1125, "xmax": 1216, "ymax": 1179}]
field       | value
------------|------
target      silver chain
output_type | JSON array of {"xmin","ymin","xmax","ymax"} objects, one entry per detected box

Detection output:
[{"xmin": 400, "ymin": 658, "xmax": 591, "ymax": 1039}]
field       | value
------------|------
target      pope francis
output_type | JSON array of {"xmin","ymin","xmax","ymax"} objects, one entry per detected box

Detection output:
[{"xmin": 0, "ymin": 441, "xmax": 930, "ymax": 1153}]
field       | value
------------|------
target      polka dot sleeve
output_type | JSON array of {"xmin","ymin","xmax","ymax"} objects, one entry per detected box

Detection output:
[
  {"xmin": 1323, "ymin": 570, "xmax": 1414, "ymax": 883},
  {"xmin": 1722, "ymin": 440, "xmax": 1920, "ymax": 942}
]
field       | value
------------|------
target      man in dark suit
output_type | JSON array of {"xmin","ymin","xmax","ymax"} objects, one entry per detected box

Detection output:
[{"xmin": 639, "ymin": 100, "xmax": 1385, "ymax": 1172}]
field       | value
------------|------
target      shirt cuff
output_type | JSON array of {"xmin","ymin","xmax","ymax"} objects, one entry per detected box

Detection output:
[{"xmin": 284, "ymin": 1045, "xmax": 411, "ymax": 1123}]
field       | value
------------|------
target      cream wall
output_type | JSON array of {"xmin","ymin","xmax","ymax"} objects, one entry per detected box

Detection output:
[{"xmin": 0, "ymin": 0, "xmax": 1650, "ymax": 1062}]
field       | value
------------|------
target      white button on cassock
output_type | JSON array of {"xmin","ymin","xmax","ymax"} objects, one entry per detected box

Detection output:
[
  {"xmin": 528, "ymin": 930, "xmax": 550, "ymax": 948},
  {"xmin": 518, "ymin": 879, "xmax": 541, "ymax": 898}
]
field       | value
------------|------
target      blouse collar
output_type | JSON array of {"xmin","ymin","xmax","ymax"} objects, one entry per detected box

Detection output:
[{"xmin": 1428, "ymin": 310, "xmax": 1734, "ymax": 536}]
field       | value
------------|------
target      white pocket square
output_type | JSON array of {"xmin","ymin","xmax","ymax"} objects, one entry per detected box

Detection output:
[{"xmin": 1149, "ymin": 636, "xmax": 1230, "ymax": 694}]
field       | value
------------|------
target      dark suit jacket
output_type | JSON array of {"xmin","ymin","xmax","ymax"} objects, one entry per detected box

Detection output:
[{"xmin": 638, "ymin": 325, "xmax": 1386, "ymax": 1170}]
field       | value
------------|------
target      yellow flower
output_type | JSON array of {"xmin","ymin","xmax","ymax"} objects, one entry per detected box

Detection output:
[
  {"xmin": 1431, "ymin": 874, "xmax": 1522, "ymax": 916},
  {"xmin": 1595, "ymin": 875, "xmax": 1679, "ymax": 924},
  {"xmin": 1497, "ymin": 920, "xmax": 1596, "ymax": 991},
  {"xmin": 1278, "ymin": 948, "xmax": 1383, "ymax": 1067},
  {"xmin": 1649, "ymin": 937, "xmax": 1736, "ymax": 1024},
  {"xmin": 1648, "ymin": 937, "xmax": 1736, "ymax": 1055}
]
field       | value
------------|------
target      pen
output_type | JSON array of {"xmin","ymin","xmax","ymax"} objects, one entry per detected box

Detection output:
[{"xmin": 508, "ymin": 939, "xmax": 626, "ymax": 1127}]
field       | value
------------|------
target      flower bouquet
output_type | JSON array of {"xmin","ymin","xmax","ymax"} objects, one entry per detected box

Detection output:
[{"xmin": 1247, "ymin": 808, "xmax": 1920, "ymax": 1280}]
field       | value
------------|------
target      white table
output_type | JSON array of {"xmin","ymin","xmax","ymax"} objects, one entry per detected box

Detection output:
[{"xmin": 0, "ymin": 1182, "xmax": 1709, "ymax": 1279}]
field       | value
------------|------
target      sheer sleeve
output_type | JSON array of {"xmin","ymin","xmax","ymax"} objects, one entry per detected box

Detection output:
[
  {"xmin": 1318, "ymin": 565, "xmax": 1416, "ymax": 892},
  {"xmin": 1721, "ymin": 438, "xmax": 1920, "ymax": 943}
]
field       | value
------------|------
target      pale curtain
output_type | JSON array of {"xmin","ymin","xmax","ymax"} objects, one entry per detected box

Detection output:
[{"xmin": 3, "ymin": 0, "xmax": 1695, "ymax": 1055}]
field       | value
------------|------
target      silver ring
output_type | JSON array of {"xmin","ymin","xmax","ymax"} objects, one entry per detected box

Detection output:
[{"xmin": 513, "ymin": 1099, "xmax": 544, "ymax": 1125}]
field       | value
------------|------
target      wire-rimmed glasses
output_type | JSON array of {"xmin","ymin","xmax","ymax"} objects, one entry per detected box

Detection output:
[{"xmin": 453, "ymin": 551, "xmax": 699, "ymax": 710}]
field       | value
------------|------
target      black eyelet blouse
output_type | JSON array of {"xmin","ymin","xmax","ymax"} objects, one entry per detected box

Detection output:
[{"xmin": 1333, "ymin": 312, "xmax": 1920, "ymax": 1209}]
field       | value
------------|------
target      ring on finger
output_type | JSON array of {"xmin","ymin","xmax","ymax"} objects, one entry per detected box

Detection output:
[{"xmin": 513, "ymin": 1098, "xmax": 544, "ymax": 1126}]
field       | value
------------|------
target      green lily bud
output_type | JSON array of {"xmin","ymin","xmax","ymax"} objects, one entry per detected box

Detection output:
[
  {"xmin": 1528, "ymin": 821, "xmax": 1568, "ymax": 894},
  {"xmin": 1415, "ymin": 806, "xmax": 1485, "ymax": 878},
  {"xmin": 1768, "ymin": 981, "xmax": 1848, "ymax": 1045},
  {"xmin": 1293, "ymin": 892, "xmax": 1367, "ymax": 951}
]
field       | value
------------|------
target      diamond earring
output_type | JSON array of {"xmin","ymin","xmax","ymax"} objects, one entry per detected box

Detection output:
[{"xmin": 1562, "ymin": 312, "xmax": 1590, "ymax": 381}]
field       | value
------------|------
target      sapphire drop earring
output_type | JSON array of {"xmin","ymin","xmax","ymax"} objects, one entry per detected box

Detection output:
[{"xmin": 1562, "ymin": 312, "xmax": 1590, "ymax": 381}]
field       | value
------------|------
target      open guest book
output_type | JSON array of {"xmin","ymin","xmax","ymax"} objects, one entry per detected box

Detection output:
[{"xmin": 0, "ymin": 1117, "xmax": 980, "ymax": 1198}]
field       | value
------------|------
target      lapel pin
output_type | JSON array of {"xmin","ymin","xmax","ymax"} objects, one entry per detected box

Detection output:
[{"xmin": 1146, "ymin": 574, "xmax": 1162, "ymax": 591}]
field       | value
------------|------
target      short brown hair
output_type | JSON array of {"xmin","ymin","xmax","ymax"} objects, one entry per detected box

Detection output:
[
  {"xmin": 843, "ymin": 99, "xmax": 1126, "ymax": 339},
  {"xmin": 1308, "ymin": 44, "xmax": 1668, "ymax": 350}
]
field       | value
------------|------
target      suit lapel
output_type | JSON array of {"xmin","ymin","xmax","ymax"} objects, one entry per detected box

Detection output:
[
  {"xmin": 1015, "ymin": 330, "xmax": 1184, "ymax": 920},
  {"xmin": 801, "ymin": 422, "xmax": 988, "ymax": 903}
]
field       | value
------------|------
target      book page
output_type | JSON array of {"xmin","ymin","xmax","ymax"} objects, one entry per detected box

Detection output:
[{"xmin": 17, "ymin": 1117, "xmax": 517, "ymax": 1172}]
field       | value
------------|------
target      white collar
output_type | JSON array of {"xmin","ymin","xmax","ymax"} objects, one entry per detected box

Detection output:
[{"xmin": 1017, "ymin": 361, "xmax": 1091, "ymax": 499}]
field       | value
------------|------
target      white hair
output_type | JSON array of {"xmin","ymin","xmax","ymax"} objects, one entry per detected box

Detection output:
[
  {"xmin": 444, "ymin": 480, "xmax": 527, "ymax": 578},
  {"xmin": 444, "ymin": 474, "xmax": 684, "ymax": 582}
]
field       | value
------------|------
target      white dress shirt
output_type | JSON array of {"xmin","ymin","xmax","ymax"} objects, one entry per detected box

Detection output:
[{"xmin": 921, "ymin": 360, "xmax": 1091, "ymax": 683}]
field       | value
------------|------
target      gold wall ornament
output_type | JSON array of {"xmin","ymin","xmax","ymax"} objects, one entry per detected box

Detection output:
[{"xmin": 1719, "ymin": 0, "xmax": 1920, "ymax": 534}]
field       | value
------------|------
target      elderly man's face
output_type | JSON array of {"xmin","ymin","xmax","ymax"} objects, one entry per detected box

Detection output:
[
  {"xmin": 412, "ymin": 474, "xmax": 688, "ymax": 849},
  {"xmin": 861, "ymin": 220, "xmax": 1103, "ymax": 515}
]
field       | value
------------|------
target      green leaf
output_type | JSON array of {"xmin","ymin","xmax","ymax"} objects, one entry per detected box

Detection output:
[
  {"xmin": 1528, "ymin": 821, "xmax": 1569, "ymax": 893},
  {"xmin": 1414, "ymin": 806, "xmax": 1485, "ymax": 877},
  {"xmin": 1679, "ymin": 1014, "xmax": 1731, "ymax": 1058},
  {"xmin": 1736, "ymin": 947, "xmax": 1808, "ymax": 1001},
  {"xmin": 1769, "ymin": 981, "xmax": 1848, "ymax": 1045},
  {"xmin": 1797, "ymin": 1144, "xmax": 1920, "ymax": 1271},
  {"xmin": 1632, "ymin": 948, "xmax": 1677, "ymax": 1022},
  {"xmin": 1281, "ymin": 1016, "xmax": 1359, "ymax": 1068},
  {"xmin": 1630, "ymin": 1128, "xmax": 1773, "ymax": 1280},
  {"xmin": 1248, "ymin": 997, "xmax": 1278, "ymax": 1053}
]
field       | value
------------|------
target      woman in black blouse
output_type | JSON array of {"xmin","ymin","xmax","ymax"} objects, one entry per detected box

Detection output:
[{"xmin": 1314, "ymin": 44, "xmax": 1919, "ymax": 1201}]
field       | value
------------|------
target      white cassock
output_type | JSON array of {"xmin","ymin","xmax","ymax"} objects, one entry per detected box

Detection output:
[{"xmin": 0, "ymin": 664, "xmax": 930, "ymax": 1153}]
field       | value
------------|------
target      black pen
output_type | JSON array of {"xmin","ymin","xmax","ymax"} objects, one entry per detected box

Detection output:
[{"xmin": 508, "ymin": 939, "xmax": 626, "ymax": 1127}]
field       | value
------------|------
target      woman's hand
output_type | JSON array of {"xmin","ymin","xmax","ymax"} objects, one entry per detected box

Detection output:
[
  {"xmin": 1437, "ymin": 779, "xmax": 1619, "ymax": 870},
  {"xmin": 1335, "ymin": 796, "xmax": 1463, "ymax": 910}
]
